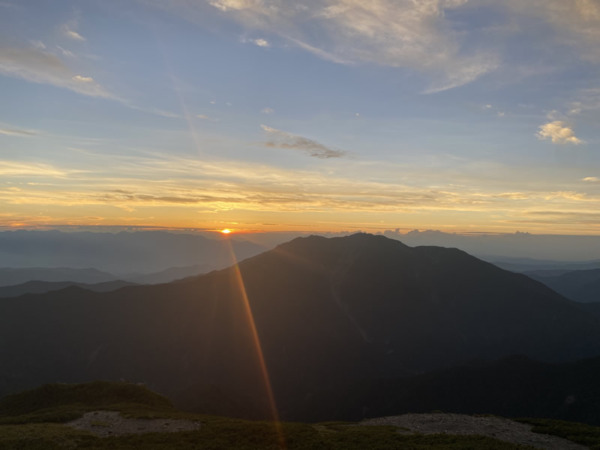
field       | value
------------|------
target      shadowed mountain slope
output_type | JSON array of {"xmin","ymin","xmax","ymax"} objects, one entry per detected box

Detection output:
[
  {"xmin": 1, "ymin": 233, "xmax": 599, "ymax": 421},
  {"xmin": 310, "ymin": 354, "xmax": 600, "ymax": 424}
]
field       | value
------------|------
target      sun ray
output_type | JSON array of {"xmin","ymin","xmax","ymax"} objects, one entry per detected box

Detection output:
[{"xmin": 224, "ymin": 240, "xmax": 286, "ymax": 449}]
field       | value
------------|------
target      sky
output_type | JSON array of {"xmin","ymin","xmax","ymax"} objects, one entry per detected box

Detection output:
[{"xmin": 2, "ymin": 0, "xmax": 600, "ymax": 235}]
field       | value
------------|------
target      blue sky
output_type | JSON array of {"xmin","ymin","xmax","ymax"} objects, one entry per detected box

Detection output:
[{"xmin": 2, "ymin": 0, "xmax": 600, "ymax": 234}]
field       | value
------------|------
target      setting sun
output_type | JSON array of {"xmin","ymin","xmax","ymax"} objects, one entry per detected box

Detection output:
[{"xmin": 221, "ymin": 229, "xmax": 232, "ymax": 234}]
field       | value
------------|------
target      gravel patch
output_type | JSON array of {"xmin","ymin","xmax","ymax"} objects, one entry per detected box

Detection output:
[
  {"xmin": 67, "ymin": 410, "xmax": 201, "ymax": 437},
  {"xmin": 362, "ymin": 413, "xmax": 586, "ymax": 449}
]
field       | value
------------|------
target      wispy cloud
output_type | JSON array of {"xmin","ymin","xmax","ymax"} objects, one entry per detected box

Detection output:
[
  {"xmin": 261, "ymin": 124, "xmax": 346, "ymax": 158},
  {"xmin": 536, "ymin": 120, "xmax": 583, "ymax": 145},
  {"xmin": 507, "ymin": 0, "xmax": 600, "ymax": 62},
  {"xmin": 0, "ymin": 46, "xmax": 112, "ymax": 98},
  {"xmin": 0, "ymin": 161, "xmax": 68, "ymax": 177},
  {"xmin": 60, "ymin": 21, "xmax": 86, "ymax": 42},
  {"xmin": 0, "ymin": 126, "xmax": 37, "ymax": 137},
  {"xmin": 152, "ymin": 0, "xmax": 497, "ymax": 92},
  {"xmin": 583, "ymin": 177, "xmax": 600, "ymax": 183},
  {"xmin": 4, "ymin": 151, "xmax": 600, "ymax": 232}
]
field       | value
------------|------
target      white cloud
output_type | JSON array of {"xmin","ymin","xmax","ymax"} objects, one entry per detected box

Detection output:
[
  {"xmin": 72, "ymin": 75, "xmax": 94, "ymax": 83},
  {"xmin": 536, "ymin": 120, "xmax": 583, "ymax": 145},
  {"xmin": 57, "ymin": 46, "xmax": 75, "ymax": 58},
  {"xmin": 583, "ymin": 177, "xmax": 600, "ymax": 183},
  {"xmin": 253, "ymin": 38, "xmax": 270, "ymax": 47},
  {"xmin": 209, "ymin": 0, "xmax": 260, "ymax": 12},
  {"xmin": 61, "ymin": 24, "xmax": 86, "ymax": 41},
  {"xmin": 30, "ymin": 40, "xmax": 46, "ymax": 50},
  {"xmin": 0, "ymin": 46, "xmax": 112, "ymax": 98},
  {"xmin": 261, "ymin": 124, "xmax": 346, "ymax": 158}
]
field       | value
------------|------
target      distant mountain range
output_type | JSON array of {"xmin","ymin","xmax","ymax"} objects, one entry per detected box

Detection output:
[
  {"xmin": 0, "ymin": 280, "xmax": 136, "ymax": 298},
  {"xmin": 1, "ymin": 233, "xmax": 599, "ymax": 422},
  {"xmin": 0, "ymin": 230, "xmax": 265, "ymax": 274},
  {"xmin": 526, "ymin": 269, "xmax": 600, "ymax": 303},
  {"xmin": 0, "ymin": 267, "xmax": 118, "ymax": 287}
]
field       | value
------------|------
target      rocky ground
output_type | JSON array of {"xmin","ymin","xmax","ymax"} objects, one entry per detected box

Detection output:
[
  {"xmin": 67, "ymin": 410, "xmax": 201, "ymax": 437},
  {"xmin": 67, "ymin": 410, "xmax": 588, "ymax": 448},
  {"xmin": 362, "ymin": 413, "xmax": 587, "ymax": 449}
]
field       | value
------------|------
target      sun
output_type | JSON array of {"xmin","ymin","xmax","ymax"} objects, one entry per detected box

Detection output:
[{"xmin": 220, "ymin": 228, "xmax": 232, "ymax": 234}]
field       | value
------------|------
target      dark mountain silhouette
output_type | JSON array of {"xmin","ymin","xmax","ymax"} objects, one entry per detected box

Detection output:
[
  {"xmin": 1, "ymin": 233, "xmax": 599, "ymax": 421},
  {"xmin": 0, "ymin": 280, "xmax": 135, "ymax": 298},
  {"xmin": 0, "ymin": 267, "xmax": 118, "ymax": 287},
  {"xmin": 527, "ymin": 269, "xmax": 600, "ymax": 303}
]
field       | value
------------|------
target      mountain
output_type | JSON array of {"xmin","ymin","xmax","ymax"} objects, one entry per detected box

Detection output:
[
  {"xmin": 0, "ymin": 267, "xmax": 118, "ymax": 287},
  {"xmin": 526, "ymin": 269, "xmax": 600, "ymax": 303},
  {"xmin": 0, "ymin": 230, "xmax": 265, "ymax": 274},
  {"xmin": 123, "ymin": 264, "xmax": 210, "ymax": 284},
  {"xmin": 0, "ymin": 280, "xmax": 135, "ymax": 298},
  {"xmin": 492, "ymin": 259, "xmax": 600, "ymax": 273},
  {"xmin": 1, "ymin": 233, "xmax": 599, "ymax": 421}
]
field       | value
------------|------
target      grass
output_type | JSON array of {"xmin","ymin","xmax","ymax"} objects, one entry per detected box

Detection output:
[
  {"xmin": 0, "ymin": 418, "xmax": 536, "ymax": 450},
  {"xmin": 0, "ymin": 381, "xmax": 175, "ymax": 425},
  {"xmin": 0, "ymin": 381, "xmax": 594, "ymax": 449},
  {"xmin": 517, "ymin": 417, "xmax": 600, "ymax": 449}
]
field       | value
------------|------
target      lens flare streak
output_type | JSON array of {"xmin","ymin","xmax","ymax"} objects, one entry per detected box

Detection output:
[{"xmin": 225, "ymin": 241, "xmax": 286, "ymax": 449}]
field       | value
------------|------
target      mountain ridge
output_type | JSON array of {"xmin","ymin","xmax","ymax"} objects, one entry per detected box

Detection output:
[{"xmin": 1, "ymin": 233, "xmax": 599, "ymax": 421}]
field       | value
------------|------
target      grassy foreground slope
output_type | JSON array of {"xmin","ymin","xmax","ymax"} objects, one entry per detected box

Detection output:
[
  {"xmin": 0, "ymin": 381, "xmax": 597, "ymax": 449},
  {"xmin": 0, "ymin": 382, "xmax": 517, "ymax": 449}
]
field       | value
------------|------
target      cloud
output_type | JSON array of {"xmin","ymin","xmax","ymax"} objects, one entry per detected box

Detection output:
[
  {"xmin": 583, "ymin": 177, "xmax": 600, "ymax": 183},
  {"xmin": 158, "ymin": 0, "xmax": 499, "ymax": 92},
  {"xmin": 72, "ymin": 75, "xmax": 94, "ymax": 83},
  {"xmin": 30, "ymin": 40, "xmax": 46, "ymax": 50},
  {"xmin": 0, "ymin": 161, "xmax": 67, "ymax": 177},
  {"xmin": 0, "ymin": 126, "xmax": 37, "ymax": 137},
  {"xmin": 0, "ymin": 46, "xmax": 112, "ymax": 98},
  {"xmin": 536, "ymin": 121, "xmax": 583, "ymax": 145},
  {"xmin": 261, "ymin": 107, "xmax": 274, "ymax": 114},
  {"xmin": 261, "ymin": 124, "xmax": 346, "ymax": 158},
  {"xmin": 57, "ymin": 46, "xmax": 75, "ymax": 57},
  {"xmin": 61, "ymin": 23, "xmax": 86, "ymax": 41},
  {"xmin": 253, "ymin": 38, "xmax": 270, "ymax": 47},
  {"xmin": 208, "ymin": 0, "xmax": 262, "ymax": 12},
  {"xmin": 506, "ymin": 1, "xmax": 600, "ymax": 62}
]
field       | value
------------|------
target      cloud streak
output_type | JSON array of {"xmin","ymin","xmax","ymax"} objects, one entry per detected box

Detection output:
[
  {"xmin": 0, "ymin": 46, "xmax": 112, "ymax": 98},
  {"xmin": 3, "ymin": 151, "xmax": 600, "ymax": 233},
  {"xmin": 0, "ymin": 126, "xmax": 37, "ymax": 137},
  {"xmin": 261, "ymin": 125, "xmax": 346, "ymax": 158},
  {"xmin": 150, "ymin": 0, "xmax": 497, "ymax": 92}
]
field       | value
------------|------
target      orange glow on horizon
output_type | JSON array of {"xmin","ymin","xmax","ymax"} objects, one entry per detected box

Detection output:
[{"xmin": 220, "ymin": 228, "xmax": 232, "ymax": 234}]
